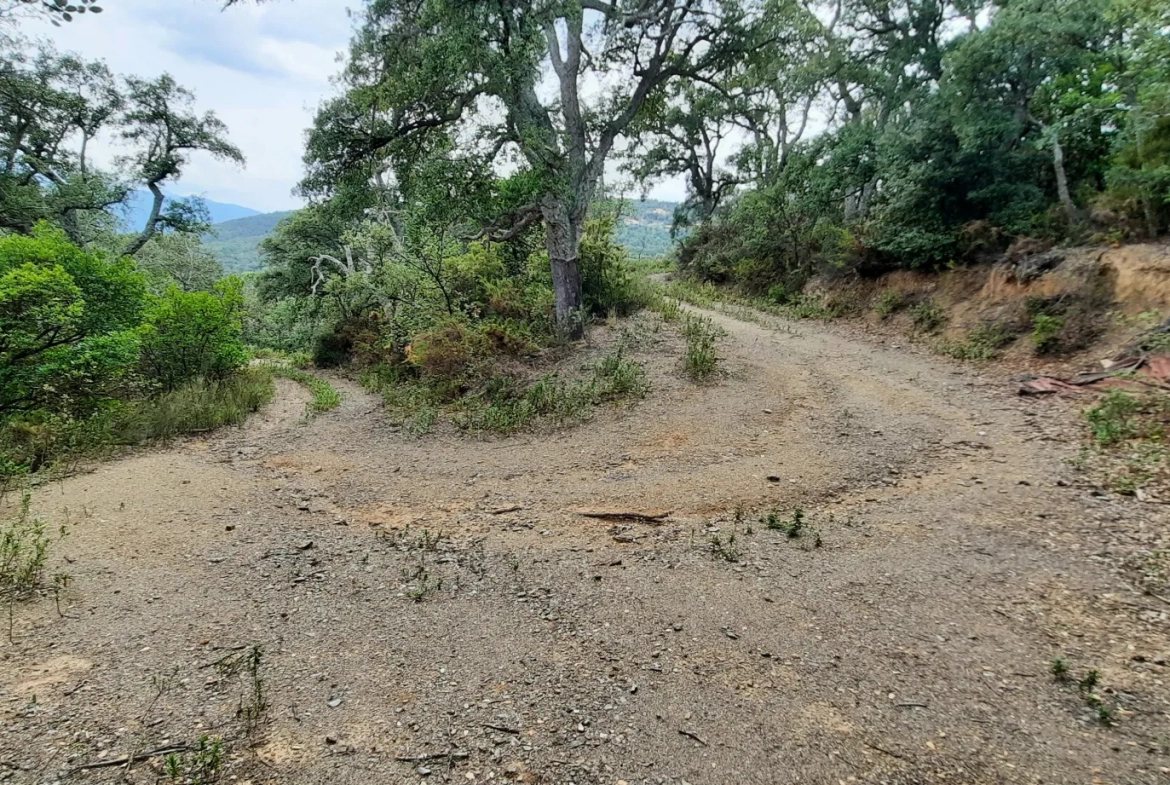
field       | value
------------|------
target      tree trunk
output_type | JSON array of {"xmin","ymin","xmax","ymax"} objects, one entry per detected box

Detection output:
[
  {"xmin": 1142, "ymin": 197, "xmax": 1159, "ymax": 238},
  {"xmin": 543, "ymin": 198, "xmax": 584, "ymax": 339},
  {"xmin": 1051, "ymin": 131, "xmax": 1079, "ymax": 225},
  {"xmin": 123, "ymin": 182, "xmax": 165, "ymax": 257}
]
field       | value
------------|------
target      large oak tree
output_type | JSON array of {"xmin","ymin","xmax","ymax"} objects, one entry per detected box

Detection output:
[{"xmin": 302, "ymin": 0, "xmax": 755, "ymax": 334}]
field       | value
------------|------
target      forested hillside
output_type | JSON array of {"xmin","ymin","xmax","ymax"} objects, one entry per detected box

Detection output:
[
  {"xmin": 202, "ymin": 201, "xmax": 675, "ymax": 274},
  {"xmin": 203, "ymin": 211, "xmax": 295, "ymax": 273}
]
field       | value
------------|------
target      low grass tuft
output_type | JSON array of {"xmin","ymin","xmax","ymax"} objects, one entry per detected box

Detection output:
[
  {"xmin": 681, "ymin": 313, "xmax": 720, "ymax": 381},
  {"xmin": 940, "ymin": 322, "xmax": 1017, "ymax": 360},
  {"xmin": 1, "ymin": 491, "xmax": 59, "ymax": 602},
  {"xmin": 113, "ymin": 368, "xmax": 276, "ymax": 442},
  {"xmin": 873, "ymin": 291, "xmax": 908, "ymax": 319},
  {"xmin": 270, "ymin": 366, "xmax": 343, "ymax": 415}
]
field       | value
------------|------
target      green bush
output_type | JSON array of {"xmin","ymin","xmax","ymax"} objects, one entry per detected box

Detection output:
[
  {"xmin": 0, "ymin": 225, "xmax": 146, "ymax": 418},
  {"xmin": 139, "ymin": 278, "xmax": 248, "ymax": 392},
  {"xmin": 1086, "ymin": 391, "xmax": 1145, "ymax": 446},
  {"xmin": 941, "ymin": 321, "xmax": 1018, "ymax": 360},
  {"xmin": 873, "ymin": 291, "xmax": 908, "ymax": 318},
  {"xmin": 580, "ymin": 214, "xmax": 652, "ymax": 317},
  {"xmin": 1031, "ymin": 313, "xmax": 1065, "ymax": 355},
  {"xmin": 1, "ymin": 491, "xmax": 56, "ymax": 599},
  {"xmin": 910, "ymin": 300, "xmax": 948, "ymax": 333}
]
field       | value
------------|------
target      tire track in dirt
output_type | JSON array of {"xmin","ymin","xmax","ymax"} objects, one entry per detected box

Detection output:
[{"xmin": 2, "ymin": 308, "xmax": 1167, "ymax": 784}]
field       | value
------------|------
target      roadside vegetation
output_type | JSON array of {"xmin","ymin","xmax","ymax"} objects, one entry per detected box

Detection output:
[
  {"xmin": 1078, "ymin": 390, "xmax": 1170, "ymax": 497},
  {"xmin": 4, "ymin": 0, "xmax": 1168, "ymax": 482}
]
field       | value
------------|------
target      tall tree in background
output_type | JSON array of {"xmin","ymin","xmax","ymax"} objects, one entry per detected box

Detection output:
[
  {"xmin": 0, "ymin": 37, "xmax": 244, "ymax": 255},
  {"xmin": 119, "ymin": 75, "xmax": 244, "ymax": 255},
  {"xmin": 303, "ymin": 0, "xmax": 754, "ymax": 334}
]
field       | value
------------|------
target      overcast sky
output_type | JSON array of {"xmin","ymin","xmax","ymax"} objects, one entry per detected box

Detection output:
[{"xmin": 22, "ymin": 0, "xmax": 684, "ymax": 214}]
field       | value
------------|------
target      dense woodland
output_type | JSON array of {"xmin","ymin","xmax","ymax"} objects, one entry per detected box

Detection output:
[{"xmin": 1, "ymin": 0, "xmax": 1168, "ymax": 478}]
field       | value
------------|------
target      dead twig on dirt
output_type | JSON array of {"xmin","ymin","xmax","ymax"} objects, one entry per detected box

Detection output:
[
  {"xmin": 862, "ymin": 740, "xmax": 909, "ymax": 760},
  {"xmin": 678, "ymin": 729, "xmax": 708, "ymax": 746},
  {"xmin": 483, "ymin": 723, "xmax": 521, "ymax": 734},
  {"xmin": 576, "ymin": 509, "xmax": 671, "ymax": 523},
  {"xmin": 395, "ymin": 751, "xmax": 470, "ymax": 763},
  {"xmin": 489, "ymin": 506, "xmax": 522, "ymax": 515},
  {"xmin": 895, "ymin": 702, "xmax": 927, "ymax": 709},
  {"xmin": 68, "ymin": 745, "xmax": 194, "ymax": 773},
  {"xmin": 199, "ymin": 645, "xmax": 249, "ymax": 669}
]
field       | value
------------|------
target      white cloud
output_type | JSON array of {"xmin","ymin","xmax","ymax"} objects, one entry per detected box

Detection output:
[{"xmin": 20, "ymin": 0, "xmax": 353, "ymax": 212}]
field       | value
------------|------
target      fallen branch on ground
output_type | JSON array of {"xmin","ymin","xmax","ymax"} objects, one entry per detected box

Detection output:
[
  {"xmin": 575, "ymin": 509, "xmax": 671, "ymax": 523},
  {"xmin": 69, "ymin": 745, "xmax": 194, "ymax": 773}
]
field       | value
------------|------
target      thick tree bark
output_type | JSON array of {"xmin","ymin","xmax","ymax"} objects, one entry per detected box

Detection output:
[{"xmin": 543, "ymin": 197, "xmax": 584, "ymax": 338}]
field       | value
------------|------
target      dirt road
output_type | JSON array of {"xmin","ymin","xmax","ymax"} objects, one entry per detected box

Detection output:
[{"xmin": 2, "ymin": 304, "xmax": 1168, "ymax": 784}]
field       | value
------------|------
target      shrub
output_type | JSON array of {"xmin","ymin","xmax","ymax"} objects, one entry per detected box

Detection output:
[
  {"xmin": 312, "ymin": 331, "xmax": 352, "ymax": 368},
  {"xmin": 1086, "ymin": 391, "xmax": 1144, "ymax": 446},
  {"xmin": 910, "ymin": 300, "xmax": 947, "ymax": 333},
  {"xmin": 873, "ymin": 291, "xmax": 908, "ymax": 318},
  {"xmin": 1031, "ymin": 313, "xmax": 1065, "ymax": 355},
  {"xmin": 406, "ymin": 319, "xmax": 487, "ymax": 381},
  {"xmin": 1, "ymin": 491, "xmax": 56, "ymax": 600},
  {"xmin": 580, "ymin": 215, "xmax": 652, "ymax": 317},
  {"xmin": 0, "ymin": 226, "xmax": 146, "ymax": 419},
  {"xmin": 941, "ymin": 321, "xmax": 1017, "ymax": 360},
  {"xmin": 139, "ymin": 278, "xmax": 248, "ymax": 392}
]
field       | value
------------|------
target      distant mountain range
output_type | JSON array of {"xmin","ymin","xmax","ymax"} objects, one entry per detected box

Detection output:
[
  {"xmin": 118, "ymin": 190, "xmax": 263, "ymax": 232},
  {"xmin": 169, "ymin": 197, "xmax": 679, "ymax": 274}
]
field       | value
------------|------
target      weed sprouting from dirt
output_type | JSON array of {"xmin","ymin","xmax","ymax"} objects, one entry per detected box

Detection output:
[
  {"xmin": 1077, "ymin": 669, "xmax": 1100, "ymax": 695},
  {"xmin": 2, "ymin": 491, "xmax": 67, "ymax": 641},
  {"xmin": 1050, "ymin": 658, "xmax": 1069, "ymax": 682},
  {"xmin": 759, "ymin": 507, "xmax": 823, "ymax": 549},
  {"xmin": 709, "ymin": 532, "xmax": 740, "ymax": 562},
  {"xmin": 164, "ymin": 735, "xmax": 224, "ymax": 784},
  {"xmin": 1080, "ymin": 390, "xmax": 1170, "ymax": 496},
  {"xmin": 414, "ymin": 528, "xmax": 445, "ymax": 552},
  {"xmin": 1, "ymin": 491, "xmax": 53, "ymax": 597},
  {"xmin": 238, "ymin": 646, "xmax": 269, "ymax": 740},
  {"xmin": 681, "ymin": 313, "xmax": 720, "ymax": 381},
  {"xmin": 1051, "ymin": 659, "xmax": 1118, "ymax": 728},
  {"xmin": 763, "ymin": 508, "xmax": 804, "ymax": 538},
  {"xmin": 1086, "ymin": 391, "xmax": 1147, "ymax": 446},
  {"xmin": 403, "ymin": 565, "xmax": 443, "ymax": 601},
  {"xmin": 212, "ymin": 644, "xmax": 269, "ymax": 742},
  {"xmin": 939, "ymin": 322, "xmax": 1017, "ymax": 360}
]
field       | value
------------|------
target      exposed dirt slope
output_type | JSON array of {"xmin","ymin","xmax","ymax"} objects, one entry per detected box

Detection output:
[{"xmin": 2, "ymin": 306, "xmax": 1167, "ymax": 785}]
